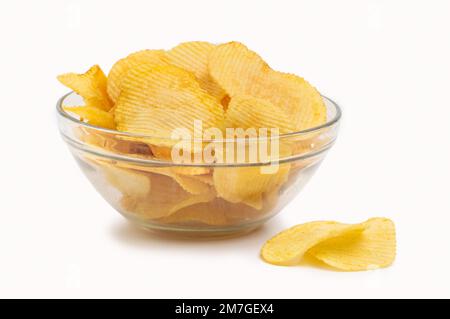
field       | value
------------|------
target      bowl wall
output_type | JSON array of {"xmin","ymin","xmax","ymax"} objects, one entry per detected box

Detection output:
[{"xmin": 58, "ymin": 92, "xmax": 340, "ymax": 236}]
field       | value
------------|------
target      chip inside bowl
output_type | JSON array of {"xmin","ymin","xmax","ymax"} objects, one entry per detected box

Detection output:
[
  {"xmin": 57, "ymin": 41, "xmax": 339, "ymax": 235},
  {"xmin": 107, "ymin": 50, "xmax": 169, "ymax": 103},
  {"xmin": 209, "ymin": 41, "xmax": 327, "ymax": 131},
  {"xmin": 58, "ymin": 65, "xmax": 112, "ymax": 112},
  {"xmin": 167, "ymin": 41, "xmax": 227, "ymax": 103},
  {"xmin": 114, "ymin": 64, "xmax": 224, "ymax": 148}
]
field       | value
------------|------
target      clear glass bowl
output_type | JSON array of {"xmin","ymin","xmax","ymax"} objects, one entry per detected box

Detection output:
[{"xmin": 57, "ymin": 92, "xmax": 341, "ymax": 237}]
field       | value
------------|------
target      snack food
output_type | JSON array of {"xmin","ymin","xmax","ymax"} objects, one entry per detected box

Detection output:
[
  {"xmin": 261, "ymin": 218, "xmax": 396, "ymax": 271},
  {"xmin": 166, "ymin": 41, "xmax": 227, "ymax": 102},
  {"xmin": 63, "ymin": 106, "xmax": 115, "ymax": 129},
  {"xmin": 57, "ymin": 41, "xmax": 330, "ymax": 230},
  {"xmin": 107, "ymin": 50, "xmax": 169, "ymax": 103},
  {"xmin": 58, "ymin": 65, "xmax": 112, "ymax": 111},
  {"xmin": 209, "ymin": 42, "xmax": 326, "ymax": 130},
  {"xmin": 114, "ymin": 64, "xmax": 224, "ymax": 147}
]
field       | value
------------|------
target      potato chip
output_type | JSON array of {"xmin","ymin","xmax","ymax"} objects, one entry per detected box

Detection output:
[
  {"xmin": 308, "ymin": 218, "xmax": 396, "ymax": 271},
  {"xmin": 225, "ymin": 95, "xmax": 297, "ymax": 134},
  {"xmin": 220, "ymin": 198, "xmax": 265, "ymax": 223},
  {"xmin": 107, "ymin": 50, "xmax": 169, "ymax": 103},
  {"xmin": 103, "ymin": 162, "xmax": 213, "ymax": 195},
  {"xmin": 261, "ymin": 221, "xmax": 366, "ymax": 266},
  {"xmin": 75, "ymin": 128, "xmax": 120, "ymax": 154},
  {"xmin": 213, "ymin": 163, "xmax": 290, "ymax": 209},
  {"xmin": 114, "ymin": 64, "xmax": 225, "ymax": 148},
  {"xmin": 157, "ymin": 201, "xmax": 229, "ymax": 226},
  {"xmin": 64, "ymin": 106, "xmax": 115, "ymax": 129},
  {"xmin": 101, "ymin": 164, "xmax": 151, "ymax": 198},
  {"xmin": 209, "ymin": 42, "xmax": 326, "ymax": 130},
  {"xmin": 209, "ymin": 41, "xmax": 270, "ymax": 97},
  {"xmin": 75, "ymin": 128, "xmax": 153, "ymax": 159},
  {"xmin": 121, "ymin": 173, "xmax": 215, "ymax": 219},
  {"xmin": 167, "ymin": 41, "xmax": 226, "ymax": 101},
  {"xmin": 148, "ymin": 145, "xmax": 210, "ymax": 175},
  {"xmin": 171, "ymin": 166, "xmax": 211, "ymax": 176},
  {"xmin": 136, "ymin": 166, "xmax": 213, "ymax": 195},
  {"xmin": 57, "ymin": 65, "xmax": 112, "ymax": 111},
  {"xmin": 159, "ymin": 197, "xmax": 267, "ymax": 227},
  {"xmin": 172, "ymin": 174, "xmax": 213, "ymax": 195},
  {"xmin": 149, "ymin": 145, "xmax": 173, "ymax": 160},
  {"xmin": 188, "ymin": 173, "xmax": 214, "ymax": 185}
]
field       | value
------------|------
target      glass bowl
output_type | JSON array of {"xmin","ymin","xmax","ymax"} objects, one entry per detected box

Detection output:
[{"xmin": 57, "ymin": 92, "xmax": 341, "ymax": 237}]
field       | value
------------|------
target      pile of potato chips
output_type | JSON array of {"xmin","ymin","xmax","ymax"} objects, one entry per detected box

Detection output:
[
  {"xmin": 261, "ymin": 218, "xmax": 396, "ymax": 271},
  {"xmin": 58, "ymin": 41, "xmax": 329, "ymax": 228}
]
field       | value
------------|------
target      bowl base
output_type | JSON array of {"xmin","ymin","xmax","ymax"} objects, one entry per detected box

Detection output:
[{"xmin": 125, "ymin": 216, "xmax": 270, "ymax": 239}]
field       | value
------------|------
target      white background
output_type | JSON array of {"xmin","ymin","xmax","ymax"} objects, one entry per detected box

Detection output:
[{"xmin": 0, "ymin": 0, "xmax": 449, "ymax": 298}]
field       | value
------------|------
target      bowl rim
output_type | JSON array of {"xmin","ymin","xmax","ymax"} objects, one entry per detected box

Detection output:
[
  {"xmin": 57, "ymin": 92, "xmax": 342, "ymax": 167},
  {"xmin": 57, "ymin": 91, "xmax": 342, "ymax": 140}
]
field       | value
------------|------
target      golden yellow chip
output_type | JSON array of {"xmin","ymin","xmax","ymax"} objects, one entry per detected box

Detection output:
[
  {"xmin": 271, "ymin": 72, "xmax": 327, "ymax": 128},
  {"xmin": 225, "ymin": 95, "xmax": 298, "ymax": 134},
  {"xmin": 121, "ymin": 173, "xmax": 215, "ymax": 219},
  {"xmin": 159, "ymin": 196, "xmax": 267, "ymax": 227},
  {"xmin": 172, "ymin": 174, "xmax": 214, "ymax": 195},
  {"xmin": 308, "ymin": 218, "xmax": 396, "ymax": 271},
  {"xmin": 64, "ymin": 106, "xmax": 115, "ymax": 129},
  {"xmin": 139, "ymin": 166, "xmax": 213, "ymax": 195},
  {"xmin": 213, "ymin": 163, "xmax": 290, "ymax": 209},
  {"xmin": 107, "ymin": 50, "xmax": 169, "ymax": 103},
  {"xmin": 57, "ymin": 65, "xmax": 112, "ymax": 111},
  {"xmin": 77, "ymin": 128, "xmax": 153, "ymax": 158},
  {"xmin": 167, "ymin": 41, "xmax": 226, "ymax": 101},
  {"xmin": 171, "ymin": 166, "xmax": 211, "ymax": 176},
  {"xmin": 148, "ymin": 145, "xmax": 210, "ymax": 175},
  {"xmin": 149, "ymin": 145, "xmax": 173, "ymax": 160},
  {"xmin": 115, "ymin": 64, "xmax": 224, "ymax": 148},
  {"xmin": 209, "ymin": 41, "xmax": 270, "ymax": 97},
  {"xmin": 74, "ymin": 128, "xmax": 117, "ymax": 152},
  {"xmin": 209, "ymin": 42, "xmax": 326, "ymax": 130},
  {"xmin": 157, "ymin": 201, "xmax": 229, "ymax": 226},
  {"xmin": 101, "ymin": 164, "xmax": 151, "ymax": 198},
  {"xmin": 261, "ymin": 221, "xmax": 366, "ymax": 266},
  {"xmin": 103, "ymin": 162, "xmax": 213, "ymax": 195},
  {"xmin": 188, "ymin": 173, "xmax": 214, "ymax": 185}
]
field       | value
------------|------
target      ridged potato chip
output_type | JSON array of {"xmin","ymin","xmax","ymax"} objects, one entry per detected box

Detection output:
[
  {"xmin": 77, "ymin": 128, "xmax": 153, "ymax": 157},
  {"xmin": 107, "ymin": 50, "xmax": 169, "ymax": 103},
  {"xmin": 167, "ymin": 41, "xmax": 226, "ymax": 101},
  {"xmin": 114, "ymin": 64, "xmax": 224, "ymax": 148},
  {"xmin": 121, "ymin": 173, "xmax": 215, "ymax": 219},
  {"xmin": 225, "ymin": 95, "xmax": 297, "ymax": 134},
  {"xmin": 101, "ymin": 164, "xmax": 151, "ymax": 198},
  {"xmin": 209, "ymin": 42, "xmax": 326, "ymax": 130},
  {"xmin": 158, "ymin": 197, "xmax": 266, "ymax": 227},
  {"xmin": 171, "ymin": 166, "xmax": 211, "ymax": 176},
  {"xmin": 57, "ymin": 65, "xmax": 112, "ymax": 111},
  {"xmin": 173, "ymin": 174, "xmax": 213, "ymax": 195},
  {"xmin": 188, "ymin": 173, "xmax": 214, "ymax": 185},
  {"xmin": 91, "ymin": 156, "xmax": 213, "ymax": 195},
  {"xmin": 132, "ymin": 166, "xmax": 213, "ymax": 195},
  {"xmin": 261, "ymin": 221, "xmax": 366, "ymax": 266},
  {"xmin": 157, "ymin": 201, "xmax": 229, "ymax": 226},
  {"xmin": 209, "ymin": 41, "xmax": 270, "ymax": 97},
  {"xmin": 213, "ymin": 163, "xmax": 290, "ymax": 209},
  {"xmin": 64, "ymin": 106, "xmax": 115, "ymax": 129},
  {"xmin": 308, "ymin": 218, "xmax": 396, "ymax": 271},
  {"xmin": 148, "ymin": 145, "xmax": 210, "ymax": 175}
]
